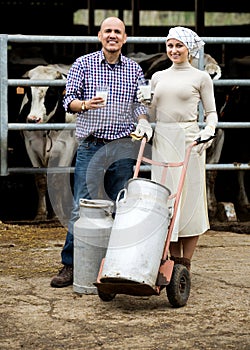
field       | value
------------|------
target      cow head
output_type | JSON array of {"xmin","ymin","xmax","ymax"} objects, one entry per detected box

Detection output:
[
  {"xmin": 19, "ymin": 65, "xmax": 68, "ymax": 124},
  {"xmin": 191, "ymin": 53, "xmax": 222, "ymax": 80}
]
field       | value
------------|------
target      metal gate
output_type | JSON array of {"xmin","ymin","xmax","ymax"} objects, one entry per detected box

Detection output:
[{"xmin": 1, "ymin": 34, "xmax": 250, "ymax": 177}]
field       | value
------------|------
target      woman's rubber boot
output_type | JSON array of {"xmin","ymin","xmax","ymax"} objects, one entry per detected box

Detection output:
[{"xmin": 170, "ymin": 256, "xmax": 191, "ymax": 271}]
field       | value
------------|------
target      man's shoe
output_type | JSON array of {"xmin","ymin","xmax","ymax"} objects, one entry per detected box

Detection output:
[{"xmin": 50, "ymin": 265, "xmax": 73, "ymax": 288}]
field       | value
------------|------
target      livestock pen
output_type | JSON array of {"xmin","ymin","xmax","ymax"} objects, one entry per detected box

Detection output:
[{"xmin": 0, "ymin": 34, "xmax": 250, "ymax": 222}]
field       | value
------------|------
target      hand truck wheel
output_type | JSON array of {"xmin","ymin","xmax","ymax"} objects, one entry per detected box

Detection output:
[
  {"xmin": 97, "ymin": 289, "xmax": 116, "ymax": 302},
  {"xmin": 166, "ymin": 264, "xmax": 191, "ymax": 308}
]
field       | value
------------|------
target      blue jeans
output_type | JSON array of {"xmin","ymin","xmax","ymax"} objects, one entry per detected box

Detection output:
[{"xmin": 61, "ymin": 137, "xmax": 136, "ymax": 266}]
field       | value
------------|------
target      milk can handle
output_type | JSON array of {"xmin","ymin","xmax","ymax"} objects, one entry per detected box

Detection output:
[
  {"xmin": 116, "ymin": 188, "xmax": 127, "ymax": 205},
  {"xmin": 104, "ymin": 203, "xmax": 114, "ymax": 216}
]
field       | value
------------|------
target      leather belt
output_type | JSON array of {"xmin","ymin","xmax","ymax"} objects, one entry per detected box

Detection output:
[
  {"xmin": 85, "ymin": 135, "xmax": 130, "ymax": 144},
  {"xmin": 85, "ymin": 135, "xmax": 113, "ymax": 143}
]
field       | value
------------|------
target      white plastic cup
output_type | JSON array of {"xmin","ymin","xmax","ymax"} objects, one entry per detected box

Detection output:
[
  {"xmin": 138, "ymin": 79, "xmax": 152, "ymax": 103},
  {"xmin": 96, "ymin": 85, "xmax": 109, "ymax": 106}
]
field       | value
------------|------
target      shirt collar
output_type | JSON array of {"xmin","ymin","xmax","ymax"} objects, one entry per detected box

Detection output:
[{"xmin": 98, "ymin": 50, "xmax": 125, "ymax": 66}]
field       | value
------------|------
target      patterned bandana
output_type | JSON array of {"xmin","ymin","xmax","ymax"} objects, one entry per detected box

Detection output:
[{"xmin": 166, "ymin": 26, "xmax": 205, "ymax": 58}]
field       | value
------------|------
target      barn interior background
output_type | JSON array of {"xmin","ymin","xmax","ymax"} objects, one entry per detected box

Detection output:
[{"xmin": 0, "ymin": 0, "xmax": 249, "ymax": 223}]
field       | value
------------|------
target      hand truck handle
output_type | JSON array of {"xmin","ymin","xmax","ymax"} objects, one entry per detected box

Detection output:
[{"xmin": 194, "ymin": 135, "xmax": 216, "ymax": 145}]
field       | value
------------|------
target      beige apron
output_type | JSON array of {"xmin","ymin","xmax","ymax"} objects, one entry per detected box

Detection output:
[{"xmin": 152, "ymin": 121, "xmax": 209, "ymax": 241}]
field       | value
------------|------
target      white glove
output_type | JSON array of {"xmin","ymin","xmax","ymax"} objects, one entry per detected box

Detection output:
[
  {"xmin": 195, "ymin": 125, "xmax": 215, "ymax": 155},
  {"xmin": 137, "ymin": 89, "xmax": 152, "ymax": 106},
  {"xmin": 130, "ymin": 119, "xmax": 153, "ymax": 142}
]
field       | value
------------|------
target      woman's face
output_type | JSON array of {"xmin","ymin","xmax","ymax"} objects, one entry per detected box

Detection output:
[{"xmin": 166, "ymin": 39, "xmax": 189, "ymax": 64}]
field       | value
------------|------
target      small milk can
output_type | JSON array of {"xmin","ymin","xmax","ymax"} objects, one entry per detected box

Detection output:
[
  {"xmin": 101, "ymin": 178, "xmax": 171, "ymax": 288},
  {"xmin": 73, "ymin": 199, "xmax": 114, "ymax": 294}
]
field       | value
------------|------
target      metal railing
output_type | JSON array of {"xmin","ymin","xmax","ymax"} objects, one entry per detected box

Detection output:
[{"xmin": 1, "ymin": 34, "xmax": 250, "ymax": 176}]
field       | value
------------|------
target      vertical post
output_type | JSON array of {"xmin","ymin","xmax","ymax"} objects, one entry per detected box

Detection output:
[
  {"xmin": 87, "ymin": 0, "xmax": 94, "ymax": 35},
  {"xmin": 0, "ymin": 34, "xmax": 9, "ymax": 176},
  {"xmin": 129, "ymin": 0, "xmax": 140, "ymax": 53},
  {"xmin": 195, "ymin": 0, "xmax": 205, "ymax": 35},
  {"xmin": 198, "ymin": 45, "xmax": 205, "ymax": 125},
  {"xmin": 87, "ymin": 0, "xmax": 95, "ymax": 52},
  {"xmin": 131, "ymin": 0, "xmax": 139, "ymax": 36},
  {"xmin": 118, "ymin": 8, "xmax": 124, "ymax": 21}
]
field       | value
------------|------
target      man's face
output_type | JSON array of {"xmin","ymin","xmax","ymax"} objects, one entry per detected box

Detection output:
[{"xmin": 98, "ymin": 17, "xmax": 127, "ymax": 54}]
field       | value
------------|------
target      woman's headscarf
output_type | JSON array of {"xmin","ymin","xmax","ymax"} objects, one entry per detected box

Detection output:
[{"xmin": 166, "ymin": 26, "xmax": 205, "ymax": 58}]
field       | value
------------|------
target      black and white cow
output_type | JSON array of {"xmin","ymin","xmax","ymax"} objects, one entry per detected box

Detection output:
[
  {"xmin": 18, "ymin": 64, "xmax": 77, "ymax": 222},
  {"xmin": 204, "ymin": 54, "xmax": 250, "ymax": 221},
  {"xmin": 214, "ymin": 83, "xmax": 250, "ymax": 221}
]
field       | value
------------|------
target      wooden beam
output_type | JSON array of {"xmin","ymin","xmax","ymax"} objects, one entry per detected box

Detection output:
[
  {"xmin": 195, "ymin": 0, "xmax": 205, "ymax": 35},
  {"xmin": 87, "ymin": 0, "xmax": 94, "ymax": 35},
  {"xmin": 131, "ymin": 0, "xmax": 140, "ymax": 36},
  {"xmin": 71, "ymin": 0, "xmax": 249, "ymax": 12}
]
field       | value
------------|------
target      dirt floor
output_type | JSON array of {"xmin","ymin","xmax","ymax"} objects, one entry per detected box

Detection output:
[{"xmin": 0, "ymin": 220, "xmax": 249, "ymax": 350}]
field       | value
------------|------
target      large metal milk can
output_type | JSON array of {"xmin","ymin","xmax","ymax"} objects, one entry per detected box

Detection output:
[
  {"xmin": 73, "ymin": 199, "xmax": 114, "ymax": 294},
  {"xmin": 101, "ymin": 178, "xmax": 171, "ymax": 288}
]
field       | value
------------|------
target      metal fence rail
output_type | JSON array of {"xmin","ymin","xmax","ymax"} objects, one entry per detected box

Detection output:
[{"xmin": 0, "ymin": 34, "xmax": 250, "ymax": 176}]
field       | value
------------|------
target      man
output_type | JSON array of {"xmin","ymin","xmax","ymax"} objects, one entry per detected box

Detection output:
[{"xmin": 50, "ymin": 17, "xmax": 153, "ymax": 287}]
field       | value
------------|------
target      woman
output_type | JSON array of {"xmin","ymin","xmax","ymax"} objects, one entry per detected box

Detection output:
[{"xmin": 139, "ymin": 26, "xmax": 218, "ymax": 270}]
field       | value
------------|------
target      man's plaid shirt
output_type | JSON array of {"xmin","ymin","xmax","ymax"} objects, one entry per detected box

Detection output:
[{"xmin": 63, "ymin": 50, "xmax": 148, "ymax": 140}]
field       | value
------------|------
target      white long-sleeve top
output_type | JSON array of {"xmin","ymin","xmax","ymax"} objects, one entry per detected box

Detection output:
[{"xmin": 150, "ymin": 61, "xmax": 218, "ymax": 127}]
